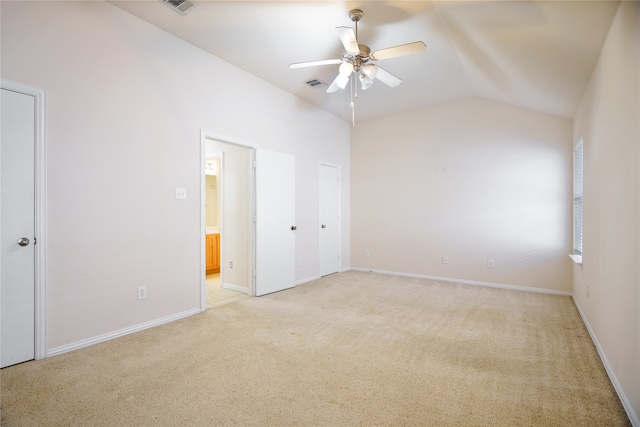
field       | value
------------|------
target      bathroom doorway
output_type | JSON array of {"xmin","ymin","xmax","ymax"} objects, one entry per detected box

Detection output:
[
  {"xmin": 202, "ymin": 137, "xmax": 252, "ymax": 309},
  {"xmin": 204, "ymin": 154, "xmax": 234, "ymax": 307}
]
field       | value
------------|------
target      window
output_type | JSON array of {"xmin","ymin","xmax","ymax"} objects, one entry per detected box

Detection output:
[{"xmin": 573, "ymin": 136, "xmax": 583, "ymax": 255}]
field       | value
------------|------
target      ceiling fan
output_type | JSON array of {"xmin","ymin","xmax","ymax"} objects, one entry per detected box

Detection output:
[{"xmin": 289, "ymin": 9, "xmax": 427, "ymax": 93}]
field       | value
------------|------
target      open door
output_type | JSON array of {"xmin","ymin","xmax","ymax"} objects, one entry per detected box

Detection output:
[
  {"xmin": 255, "ymin": 148, "xmax": 295, "ymax": 296},
  {"xmin": 1, "ymin": 88, "xmax": 36, "ymax": 368}
]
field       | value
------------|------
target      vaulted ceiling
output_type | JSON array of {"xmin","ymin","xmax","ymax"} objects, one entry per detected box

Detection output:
[{"xmin": 110, "ymin": 0, "xmax": 620, "ymax": 122}]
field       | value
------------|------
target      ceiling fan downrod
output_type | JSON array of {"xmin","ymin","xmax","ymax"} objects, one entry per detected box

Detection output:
[{"xmin": 349, "ymin": 9, "xmax": 363, "ymax": 41}]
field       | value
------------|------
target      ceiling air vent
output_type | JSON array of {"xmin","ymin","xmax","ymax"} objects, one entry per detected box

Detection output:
[
  {"xmin": 305, "ymin": 79, "xmax": 327, "ymax": 89},
  {"xmin": 160, "ymin": 0, "xmax": 198, "ymax": 15}
]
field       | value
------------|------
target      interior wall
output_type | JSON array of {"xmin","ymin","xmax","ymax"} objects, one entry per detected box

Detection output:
[
  {"xmin": 351, "ymin": 97, "xmax": 573, "ymax": 292},
  {"xmin": 572, "ymin": 1, "xmax": 640, "ymax": 422},
  {"xmin": 0, "ymin": 1, "xmax": 350, "ymax": 351}
]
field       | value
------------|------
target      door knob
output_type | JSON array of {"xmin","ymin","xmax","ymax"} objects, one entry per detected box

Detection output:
[
  {"xmin": 321, "ymin": 224, "xmax": 326, "ymax": 228},
  {"xmin": 17, "ymin": 237, "xmax": 30, "ymax": 247},
  {"xmin": 291, "ymin": 226, "xmax": 297, "ymax": 231}
]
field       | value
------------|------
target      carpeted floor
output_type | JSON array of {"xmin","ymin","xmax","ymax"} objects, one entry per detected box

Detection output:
[
  {"xmin": 206, "ymin": 273, "xmax": 248, "ymax": 308},
  {"xmin": 1, "ymin": 271, "xmax": 631, "ymax": 426}
]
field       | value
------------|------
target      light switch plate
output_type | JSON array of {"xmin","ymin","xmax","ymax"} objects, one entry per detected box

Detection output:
[{"xmin": 175, "ymin": 187, "xmax": 187, "ymax": 200}]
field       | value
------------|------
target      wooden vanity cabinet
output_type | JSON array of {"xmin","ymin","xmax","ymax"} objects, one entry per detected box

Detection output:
[{"xmin": 206, "ymin": 233, "xmax": 220, "ymax": 273}]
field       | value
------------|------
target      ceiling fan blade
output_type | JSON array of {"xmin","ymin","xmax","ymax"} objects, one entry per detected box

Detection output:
[
  {"xmin": 336, "ymin": 27, "xmax": 360, "ymax": 55},
  {"xmin": 326, "ymin": 73, "xmax": 350, "ymax": 93},
  {"xmin": 370, "ymin": 41, "xmax": 427, "ymax": 61},
  {"xmin": 374, "ymin": 66, "xmax": 402, "ymax": 88},
  {"xmin": 289, "ymin": 59, "xmax": 343, "ymax": 69}
]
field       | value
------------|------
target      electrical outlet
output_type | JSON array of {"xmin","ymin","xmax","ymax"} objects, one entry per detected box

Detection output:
[
  {"xmin": 296, "ymin": 258, "xmax": 301, "ymax": 266},
  {"xmin": 229, "ymin": 261, "xmax": 233, "ymax": 269},
  {"xmin": 443, "ymin": 256, "xmax": 449, "ymax": 264},
  {"xmin": 488, "ymin": 259, "xmax": 495, "ymax": 268},
  {"xmin": 137, "ymin": 286, "xmax": 147, "ymax": 300},
  {"xmin": 364, "ymin": 250, "xmax": 369, "ymax": 257}
]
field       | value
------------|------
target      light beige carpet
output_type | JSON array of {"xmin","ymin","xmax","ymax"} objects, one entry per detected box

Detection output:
[
  {"xmin": 1, "ymin": 271, "xmax": 630, "ymax": 426},
  {"xmin": 206, "ymin": 273, "xmax": 248, "ymax": 308}
]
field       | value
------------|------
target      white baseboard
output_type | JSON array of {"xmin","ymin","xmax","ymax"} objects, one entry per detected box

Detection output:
[
  {"xmin": 572, "ymin": 297, "xmax": 639, "ymax": 426},
  {"xmin": 221, "ymin": 283, "xmax": 249, "ymax": 293},
  {"xmin": 350, "ymin": 267, "xmax": 572, "ymax": 296},
  {"xmin": 47, "ymin": 308, "xmax": 201, "ymax": 358}
]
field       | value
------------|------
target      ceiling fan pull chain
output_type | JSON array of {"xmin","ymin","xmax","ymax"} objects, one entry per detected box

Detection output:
[
  {"xmin": 351, "ymin": 101, "xmax": 355, "ymax": 126},
  {"xmin": 350, "ymin": 74, "xmax": 355, "ymax": 126}
]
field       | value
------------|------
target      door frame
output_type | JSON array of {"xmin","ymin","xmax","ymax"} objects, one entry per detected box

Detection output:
[
  {"xmin": 318, "ymin": 162, "xmax": 342, "ymax": 276},
  {"xmin": 1, "ymin": 78, "xmax": 47, "ymax": 361},
  {"xmin": 200, "ymin": 130, "xmax": 256, "ymax": 311}
]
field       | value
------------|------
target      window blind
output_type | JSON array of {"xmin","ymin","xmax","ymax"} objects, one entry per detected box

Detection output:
[{"xmin": 573, "ymin": 138, "xmax": 583, "ymax": 255}]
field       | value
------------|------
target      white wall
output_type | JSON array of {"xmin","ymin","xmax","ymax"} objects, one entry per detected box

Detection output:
[
  {"xmin": 351, "ymin": 97, "xmax": 573, "ymax": 292},
  {"xmin": 572, "ymin": 1, "xmax": 640, "ymax": 423},
  {"xmin": 1, "ymin": 1, "xmax": 350, "ymax": 351}
]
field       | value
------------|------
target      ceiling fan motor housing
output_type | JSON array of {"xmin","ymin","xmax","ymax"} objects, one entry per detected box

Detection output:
[
  {"xmin": 358, "ymin": 44, "xmax": 371, "ymax": 59},
  {"xmin": 343, "ymin": 44, "xmax": 371, "ymax": 72}
]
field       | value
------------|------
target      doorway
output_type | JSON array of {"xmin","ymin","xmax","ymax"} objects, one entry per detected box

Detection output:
[
  {"xmin": 202, "ymin": 141, "xmax": 251, "ymax": 309},
  {"xmin": 200, "ymin": 131, "xmax": 298, "ymax": 307},
  {"xmin": 204, "ymin": 154, "xmax": 241, "ymax": 307},
  {"xmin": 0, "ymin": 79, "xmax": 46, "ymax": 367}
]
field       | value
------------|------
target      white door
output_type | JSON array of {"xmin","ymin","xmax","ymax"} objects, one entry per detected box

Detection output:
[
  {"xmin": 319, "ymin": 164, "xmax": 340, "ymax": 276},
  {"xmin": 255, "ymin": 149, "xmax": 295, "ymax": 296},
  {"xmin": 1, "ymin": 88, "xmax": 36, "ymax": 368}
]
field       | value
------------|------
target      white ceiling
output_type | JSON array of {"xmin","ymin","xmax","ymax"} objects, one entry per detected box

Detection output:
[{"xmin": 109, "ymin": 0, "xmax": 620, "ymax": 122}]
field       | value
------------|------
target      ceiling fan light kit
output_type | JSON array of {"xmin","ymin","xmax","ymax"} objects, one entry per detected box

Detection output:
[
  {"xmin": 359, "ymin": 73, "xmax": 373, "ymax": 90},
  {"xmin": 339, "ymin": 62, "xmax": 354, "ymax": 77},
  {"xmin": 289, "ymin": 9, "xmax": 427, "ymax": 125},
  {"xmin": 363, "ymin": 64, "xmax": 377, "ymax": 80}
]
